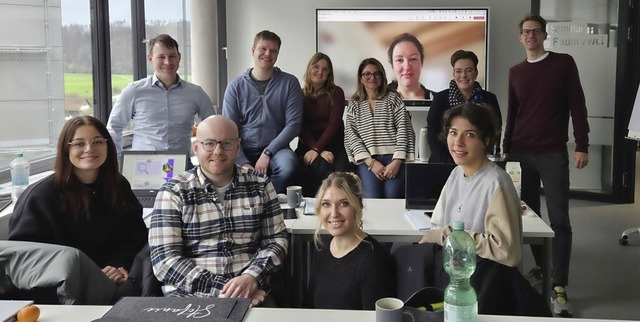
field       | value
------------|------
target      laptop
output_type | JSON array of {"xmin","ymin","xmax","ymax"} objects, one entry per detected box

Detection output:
[
  {"xmin": 404, "ymin": 162, "xmax": 457, "ymax": 211},
  {"xmin": 121, "ymin": 151, "xmax": 189, "ymax": 208}
]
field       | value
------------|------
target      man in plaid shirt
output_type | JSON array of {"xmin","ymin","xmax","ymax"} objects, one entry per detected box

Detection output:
[{"xmin": 149, "ymin": 115, "xmax": 288, "ymax": 306}]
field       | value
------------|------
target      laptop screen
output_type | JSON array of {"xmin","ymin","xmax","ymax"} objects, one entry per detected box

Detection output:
[
  {"xmin": 405, "ymin": 162, "xmax": 457, "ymax": 210},
  {"xmin": 121, "ymin": 151, "xmax": 189, "ymax": 190}
]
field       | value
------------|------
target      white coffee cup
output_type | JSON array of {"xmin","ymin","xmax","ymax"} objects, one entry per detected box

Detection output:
[
  {"xmin": 375, "ymin": 297, "xmax": 419, "ymax": 322},
  {"xmin": 286, "ymin": 185, "xmax": 303, "ymax": 208}
]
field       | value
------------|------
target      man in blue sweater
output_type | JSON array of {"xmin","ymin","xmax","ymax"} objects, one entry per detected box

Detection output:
[{"xmin": 223, "ymin": 30, "xmax": 303, "ymax": 193}]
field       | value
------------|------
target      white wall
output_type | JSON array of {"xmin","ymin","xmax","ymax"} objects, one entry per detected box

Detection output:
[{"xmin": 226, "ymin": 0, "xmax": 532, "ymax": 121}]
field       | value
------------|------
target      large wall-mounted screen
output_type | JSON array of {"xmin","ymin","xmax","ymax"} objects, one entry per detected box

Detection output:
[{"xmin": 317, "ymin": 8, "xmax": 489, "ymax": 105}]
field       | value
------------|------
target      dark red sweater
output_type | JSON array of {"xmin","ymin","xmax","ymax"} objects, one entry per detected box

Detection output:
[
  {"xmin": 504, "ymin": 52, "xmax": 589, "ymax": 154},
  {"xmin": 300, "ymin": 86, "xmax": 346, "ymax": 152}
]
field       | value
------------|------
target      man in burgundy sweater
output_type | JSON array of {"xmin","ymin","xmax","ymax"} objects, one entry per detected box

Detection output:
[{"xmin": 503, "ymin": 14, "xmax": 589, "ymax": 318}]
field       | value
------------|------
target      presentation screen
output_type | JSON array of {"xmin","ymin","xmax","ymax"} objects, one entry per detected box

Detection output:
[{"xmin": 317, "ymin": 8, "xmax": 489, "ymax": 106}]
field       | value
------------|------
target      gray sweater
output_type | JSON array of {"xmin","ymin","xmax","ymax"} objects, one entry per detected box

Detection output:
[{"xmin": 423, "ymin": 162, "xmax": 523, "ymax": 267}]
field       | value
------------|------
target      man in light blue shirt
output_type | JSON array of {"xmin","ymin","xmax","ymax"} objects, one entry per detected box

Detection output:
[
  {"xmin": 223, "ymin": 30, "xmax": 303, "ymax": 193},
  {"xmin": 107, "ymin": 34, "xmax": 216, "ymax": 158}
]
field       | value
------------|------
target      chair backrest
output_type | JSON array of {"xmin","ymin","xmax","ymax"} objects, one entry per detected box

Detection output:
[
  {"xmin": 392, "ymin": 243, "xmax": 552, "ymax": 317},
  {"xmin": 391, "ymin": 243, "xmax": 447, "ymax": 301},
  {"xmin": 129, "ymin": 243, "xmax": 163, "ymax": 297}
]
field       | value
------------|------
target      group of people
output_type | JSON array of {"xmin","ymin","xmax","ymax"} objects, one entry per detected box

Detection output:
[{"xmin": 4, "ymin": 13, "xmax": 589, "ymax": 318}]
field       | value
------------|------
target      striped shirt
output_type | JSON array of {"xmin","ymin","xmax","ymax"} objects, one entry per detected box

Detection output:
[
  {"xmin": 344, "ymin": 91, "xmax": 415, "ymax": 164},
  {"xmin": 149, "ymin": 166, "xmax": 288, "ymax": 297}
]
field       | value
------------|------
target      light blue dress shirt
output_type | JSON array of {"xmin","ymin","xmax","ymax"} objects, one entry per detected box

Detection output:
[{"xmin": 107, "ymin": 74, "xmax": 216, "ymax": 157}]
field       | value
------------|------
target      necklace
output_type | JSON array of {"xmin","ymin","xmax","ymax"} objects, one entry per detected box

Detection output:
[{"xmin": 456, "ymin": 173, "xmax": 476, "ymax": 213}]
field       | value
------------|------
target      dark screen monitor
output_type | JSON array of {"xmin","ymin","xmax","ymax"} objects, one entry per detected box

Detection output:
[
  {"xmin": 405, "ymin": 162, "xmax": 457, "ymax": 210},
  {"xmin": 317, "ymin": 8, "xmax": 489, "ymax": 108}
]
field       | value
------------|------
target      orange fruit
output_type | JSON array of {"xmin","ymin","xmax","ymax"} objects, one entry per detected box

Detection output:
[{"xmin": 16, "ymin": 305, "xmax": 40, "ymax": 322}]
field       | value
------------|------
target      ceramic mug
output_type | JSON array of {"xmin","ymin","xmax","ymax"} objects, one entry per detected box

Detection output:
[
  {"xmin": 286, "ymin": 185, "xmax": 303, "ymax": 208},
  {"xmin": 375, "ymin": 297, "xmax": 421, "ymax": 322}
]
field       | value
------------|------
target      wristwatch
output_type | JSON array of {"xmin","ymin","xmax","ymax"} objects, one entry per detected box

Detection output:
[{"xmin": 263, "ymin": 148, "xmax": 274, "ymax": 157}]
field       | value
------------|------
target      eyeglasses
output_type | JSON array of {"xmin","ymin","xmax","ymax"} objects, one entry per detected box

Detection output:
[
  {"xmin": 453, "ymin": 68, "xmax": 476, "ymax": 76},
  {"xmin": 521, "ymin": 28, "xmax": 544, "ymax": 36},
  {"xmin": 311, "ymin": 64, "xmax": 331, "ymax": 74},
  {"xmin": 68, "ymin": 138, "xmax": 107, "ymax": 150},
  {"xmin": 361, "ymin": 71, "xmax": 382, "ymax": 80},
  {"xmin": 199, "ymin": 139, "xmax": 238, "ymax": 152}
]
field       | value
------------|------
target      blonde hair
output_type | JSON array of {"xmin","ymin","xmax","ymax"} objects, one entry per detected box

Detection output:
[
  {"xmin": 313, "ymin": 172, "xmax": 365, "ymax": 248},
  {"xmin": 302, "ymin": 52, "xmax": 336, "ymax": 105}
]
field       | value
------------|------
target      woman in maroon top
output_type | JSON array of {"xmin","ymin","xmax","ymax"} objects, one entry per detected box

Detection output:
[{"xmin": 296, "ymin": 53, "xmax": 350, "ymax": 190}]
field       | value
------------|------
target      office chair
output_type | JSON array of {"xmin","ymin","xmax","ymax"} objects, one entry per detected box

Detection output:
[{"xmin": 619, "ymin": 228, "xmax": 640, "ymax": 245}]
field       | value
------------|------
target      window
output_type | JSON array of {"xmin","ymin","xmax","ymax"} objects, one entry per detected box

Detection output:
[
  {"xmin": 0, "ymin": 1, "xmax": 92, "ymax": 177},
  {"xmin": 144, "ymin": 0, "xmax": 192, "ymax": 79}
]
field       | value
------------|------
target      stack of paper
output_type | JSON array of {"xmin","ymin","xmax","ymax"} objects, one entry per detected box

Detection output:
[
  {"xmin": 304, "ymin": 197, "xmax": 316, "ymax": 215},
  {"xmin": 404, "ymin": 210, "xmax": 432, "ymax": 231}
]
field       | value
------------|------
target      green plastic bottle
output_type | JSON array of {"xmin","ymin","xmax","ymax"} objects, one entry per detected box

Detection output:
[{"xmin": 443, "ymin": 221, "xmax": 477, "ymax": 322}]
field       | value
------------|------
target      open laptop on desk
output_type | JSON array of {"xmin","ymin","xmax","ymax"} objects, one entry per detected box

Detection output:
[
  {"xmin": 404, "ymin": 163, "xmax": 456, "ymax": 230},
  {"xmin": 405, "ymin": 162, "xmax": 456, "ymax": 211},
  {"xmin": 121, "ymin": 151, "xmax": 189, "ymax": 208}
]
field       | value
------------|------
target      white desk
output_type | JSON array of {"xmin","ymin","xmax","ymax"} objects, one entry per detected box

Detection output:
[
  {"xmin": 35, "ymin": 305, "xmax": 638, "ymax": 322},
  {"xmin": 290, "ymin": 198, "xmax": 555, "ymax": 302}
]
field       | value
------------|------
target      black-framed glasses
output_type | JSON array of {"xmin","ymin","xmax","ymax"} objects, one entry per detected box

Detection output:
[
  {"xmin": 521, "ymin": 28, "xmax": 544, "ymax": 36},
  {"xmin": 199, "ymin": 139, "xmax": 238, "ymax": 152},
  {"xmin": 68, "ymin": 138, "xmax": 107, "ymax": 150},
  {"xmin": 361, "ymin": 71, "xmax": 382, "ymax": 80}
]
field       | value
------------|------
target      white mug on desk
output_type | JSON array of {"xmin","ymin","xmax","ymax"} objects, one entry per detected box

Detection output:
[{"xmin": 286, "ymin": 185, "xmax": 302, "ymax": 208}]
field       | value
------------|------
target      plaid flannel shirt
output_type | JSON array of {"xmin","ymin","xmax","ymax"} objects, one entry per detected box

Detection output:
[{"xmin": 149, "ymin": 166, "xmax": 288, "ymax": 297}]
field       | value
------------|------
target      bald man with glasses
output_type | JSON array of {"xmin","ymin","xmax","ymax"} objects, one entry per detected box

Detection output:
[{"xmin": 149, "ymin": 115, "xmax": 288, "ymax": 306}]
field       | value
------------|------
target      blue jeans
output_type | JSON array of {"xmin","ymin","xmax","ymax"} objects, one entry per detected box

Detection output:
[
  {"xmin": 246, "ymin": 147, "xmax": 299, "ymax": 194},
  {"xmin": 357, "ymin": 154, "xmax": 405, "ymax": 198},
  {"xmin": 511, "ymin": 151, "xmax": 571, "ymax": 287}
]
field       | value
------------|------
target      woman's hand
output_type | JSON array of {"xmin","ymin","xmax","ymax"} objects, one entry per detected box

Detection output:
[
  {"xmin": 370, "ymin": 159, "xmax": 386, "ymax": 181},
  {"xmin": 319, "ymin": 151, "xmax": 334, "ymax": 164},
  {"xmin": 102, "ymin": 266, "xmax": 128, "ymax": 284},
  {"xmin": 303, "ymin": 150, "xmax": 319, "ymax": 166},
  {"xmin": 383, "ymin": 159, "xmax": 402, "ymax": 180}
]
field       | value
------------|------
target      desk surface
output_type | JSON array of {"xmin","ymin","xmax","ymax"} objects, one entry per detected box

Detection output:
[
  {"xmin": 291, "ymin": 198, "xmax": 554, "ymax": 241},
  {"xmin": 35, "ymin": 305, "xmax": 637, "ymax": 322}
]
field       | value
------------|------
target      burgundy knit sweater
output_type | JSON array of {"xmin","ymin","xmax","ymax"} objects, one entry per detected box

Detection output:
[{"xmin": 504, "ymin": 52, "xmax": 589, "ymax": 154}]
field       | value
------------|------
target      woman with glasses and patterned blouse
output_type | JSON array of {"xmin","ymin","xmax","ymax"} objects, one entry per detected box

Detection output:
[
  {"xmin": 427, "ymin": 50, "xmax": 502, "ymax": 164},
  {"xmin": 9, "ymin": 115, "xmax": 147, "ymax": 292},
  {"xmin": 344, "ymin": 57, "xmax": 415, "ymax": 198}
]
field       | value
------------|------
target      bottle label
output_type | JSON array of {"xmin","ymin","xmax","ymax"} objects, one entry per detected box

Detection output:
[
  {"xmin": 12, "ymin": 176, "xmax": 29, "ymax": 186},
  {"xmin": 445, "ymin": 302, "xmax": 477, "ymax": 322}
]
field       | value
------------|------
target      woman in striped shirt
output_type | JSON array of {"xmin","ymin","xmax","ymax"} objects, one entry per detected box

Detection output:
[{"xmin": 344, "ymin": 57, "xmax": 415, "ymax": 198}]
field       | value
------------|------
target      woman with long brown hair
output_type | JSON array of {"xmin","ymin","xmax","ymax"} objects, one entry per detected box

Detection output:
[
  {"xmin": 344, "ymin": 57, "xmax": 415, "ymax": 198},
  {"xmin": 296, "ymin": 52, "xmax": 350, "ymax": 191},
  {"xmin": 9, "ymin": 115, "xmax": 147, "ymax": 286}
]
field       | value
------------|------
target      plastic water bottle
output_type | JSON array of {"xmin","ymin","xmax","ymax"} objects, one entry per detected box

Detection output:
[
  {"xmin": 443, "ymin": 221, "xmax": 477, "ymax": 322},
  {"xmin": 10, "ymin": 152, "xmax": 30, "ymax": 202}
]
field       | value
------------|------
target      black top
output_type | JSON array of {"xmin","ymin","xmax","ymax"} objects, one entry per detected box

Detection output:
[
  {"xmin": 8, "ymin": 174, "xmax": 147, "ymax": 270},
  {"xmin": 388, "ymin": 81, "xmax": 436, "ymax": 101},
  {"xmin": 427, "ymin": 89, "xmax": 501, "ymax": 164},
  {"xmin": 307, "ymin": 235, "xmax": 395, "ymax": 310}
]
